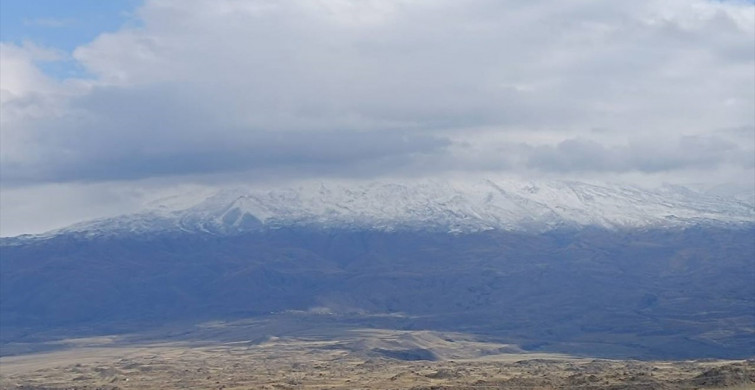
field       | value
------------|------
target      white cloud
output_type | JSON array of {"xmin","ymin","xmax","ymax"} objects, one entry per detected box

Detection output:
[{"xmin": 0, "ymin": 42, "xmax": 62, "ymax": 103}]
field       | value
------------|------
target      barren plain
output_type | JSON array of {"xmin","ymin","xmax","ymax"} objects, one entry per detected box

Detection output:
[{"xmin": 2, "ymin": 319, "xmax": 753, "ymax": 390}]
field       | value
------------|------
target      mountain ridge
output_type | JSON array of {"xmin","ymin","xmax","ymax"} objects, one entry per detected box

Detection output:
[{"xmin": 5, "ymin": 179, "xmax": 754, "ymax": 242}]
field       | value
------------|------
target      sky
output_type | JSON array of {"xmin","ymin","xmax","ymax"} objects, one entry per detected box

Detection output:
[{"xmin": 1, "ymin": 0, "xmax": 754, "ymax": 236}]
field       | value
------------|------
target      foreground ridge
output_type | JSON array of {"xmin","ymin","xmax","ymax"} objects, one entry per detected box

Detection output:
[{"xmin": 2, "ymin": 325, "xmax": 753, "ymax": 390}]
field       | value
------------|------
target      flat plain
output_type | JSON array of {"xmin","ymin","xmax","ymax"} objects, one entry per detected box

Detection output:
[{"xmin": 2, "ymin": 320, "xmax": 753, "ymax": 390}]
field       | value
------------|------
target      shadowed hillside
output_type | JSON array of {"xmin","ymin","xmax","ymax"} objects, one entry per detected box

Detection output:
[{"xmin": 2, "ymin": 226, "xmax": 753, "ymax": 359}]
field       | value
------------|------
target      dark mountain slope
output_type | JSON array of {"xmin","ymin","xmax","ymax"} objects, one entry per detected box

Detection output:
[{"xmin": 1, "ymin": 226, "xmax": 753, "ymax": 359}]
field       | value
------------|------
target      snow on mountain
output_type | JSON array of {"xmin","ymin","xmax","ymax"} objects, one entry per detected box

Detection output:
[{"xmin": 23, "ymin": 179, "xmax": 755, "ymax": 239}]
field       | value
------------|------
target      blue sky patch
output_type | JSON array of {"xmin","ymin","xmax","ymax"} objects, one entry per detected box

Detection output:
[{"xmin": 1, "ymin": 0, "xmax": 142, "ymax": 79}]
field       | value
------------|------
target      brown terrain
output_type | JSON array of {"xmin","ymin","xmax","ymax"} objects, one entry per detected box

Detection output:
[{"xmin": 1, "ymin": 324, "xmax": 753, "ymax": 390}]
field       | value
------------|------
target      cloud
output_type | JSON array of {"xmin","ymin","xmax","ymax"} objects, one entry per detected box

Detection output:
[
  {"xmin": 526, "ymin": 135, "xmax": 751, "ymax": 173},
  {"xmin": 1, "ymin": 0, "xmax": 753, "ymax": 186},
  {"xmin": 1, "ymin": 83, "xmax": 449, "ymax": 183},
  {"xmin": 0, "ymin": 42, "xmax": 62, "ymax": 103}
]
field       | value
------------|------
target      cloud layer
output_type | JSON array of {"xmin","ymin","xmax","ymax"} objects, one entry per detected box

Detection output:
[{"xmin": 2, "ymin": 0, "xmax": 754, "ymax": 186}]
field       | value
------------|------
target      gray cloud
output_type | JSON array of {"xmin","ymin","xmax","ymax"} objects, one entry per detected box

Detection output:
[
  {"xmin": 1, "ymin": 0, "xmax": 753, "ymax": 186},
  {"xmin": 525, "ymin": 135, "xmax": 750, "ymax": 173},
  {"xmin": 2, "ymin": 84, "xmax": 448, "ymax": 183}
]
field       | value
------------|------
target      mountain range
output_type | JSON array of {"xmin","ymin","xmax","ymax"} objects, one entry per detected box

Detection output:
[
  {"xmin": 11, "ymin": 179, "xmax": 754, "ymax": 240},
  {"xmin": 1, "ymin": 179, "xmax": 753, "ymax": 359}
]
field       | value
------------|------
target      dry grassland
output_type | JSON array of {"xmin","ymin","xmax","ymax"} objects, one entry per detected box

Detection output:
[{"xmin": 1, "ymin": 329, "xmax": 753, "ymax": 389}]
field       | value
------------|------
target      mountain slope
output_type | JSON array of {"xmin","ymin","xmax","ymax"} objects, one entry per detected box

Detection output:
[{"xmin": 2, "ymin": 227, "xmax": 753, "ymax": 359}]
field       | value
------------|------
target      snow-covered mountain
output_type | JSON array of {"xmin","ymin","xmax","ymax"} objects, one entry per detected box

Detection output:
[
  {"xmin": 20, "ymin": 179, "xmax": 755, "ymax": 239},
  {"xmin": 4, "ymin": 179, "xmax": 754, "ymax": 359}
]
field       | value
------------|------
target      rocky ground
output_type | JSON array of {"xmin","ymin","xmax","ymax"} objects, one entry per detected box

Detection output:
[{"xmin": 1, "ymin": 329, "xmax": 753, "ymax": 389}]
